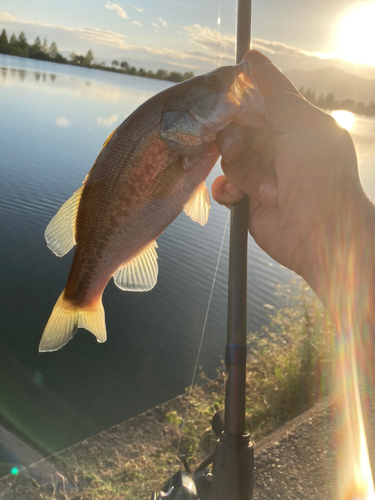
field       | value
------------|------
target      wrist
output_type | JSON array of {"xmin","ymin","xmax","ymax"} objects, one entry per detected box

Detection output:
[{"xmin": 297, "ymin": 192, "xmax": 375, "ymax": 316}]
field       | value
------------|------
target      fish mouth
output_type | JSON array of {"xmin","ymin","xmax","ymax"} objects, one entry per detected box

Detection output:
[{"xmin": 230, "ymin": 60, "xmax": 271, "ymax": 129}]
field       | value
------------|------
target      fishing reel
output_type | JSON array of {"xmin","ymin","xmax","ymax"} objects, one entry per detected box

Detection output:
[
  {"xmin": 151, "ymin": 410, "xmax": 254, "ymax": 500},
  {"xmin": 151, "ymin": 410, "xmax": 224, "ymax": 500}
]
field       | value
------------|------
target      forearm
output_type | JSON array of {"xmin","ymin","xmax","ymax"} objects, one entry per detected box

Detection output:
[{"xmin": 300, "ymin": 193, "xmax": 375, "ymax": 347}]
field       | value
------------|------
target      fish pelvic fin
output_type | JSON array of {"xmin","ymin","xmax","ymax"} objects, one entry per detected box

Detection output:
[{"xmin": 39, "ymin": 292, "xmax": 107, "ymax": 352}]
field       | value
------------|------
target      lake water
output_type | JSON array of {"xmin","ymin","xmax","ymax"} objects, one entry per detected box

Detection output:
[{"xmin": 0, "ymin": 55, "xmax": 374, "ymax": 476}]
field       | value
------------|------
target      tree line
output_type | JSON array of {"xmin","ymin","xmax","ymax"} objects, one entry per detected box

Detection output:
[
  {"xmin": 299, "ymin": 86, "xmax": 375, "ymax": 117},
  {"xmin": 0, "ymin": 28, "xmax": 194, "ymax": 83}
]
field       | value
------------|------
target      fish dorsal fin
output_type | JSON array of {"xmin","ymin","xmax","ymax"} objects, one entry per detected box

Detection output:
[
  {"xmin": 103, "ymin": 126, "xmax": 118, "ymax": 148},
  {"xmin": 45, "ymin": 186, "xmax": 84, "ymax": 257},
  {"xmin": 184, "ymin": 182, "xmax": 210, "ymax": 226},
  {"xmin": 114, "ymin": 241, "xmax": 158, "ymax": 292}
]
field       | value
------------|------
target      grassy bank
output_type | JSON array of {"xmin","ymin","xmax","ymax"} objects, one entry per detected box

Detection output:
[{"xmin": 0, "ymin": 280, "xmax": 334, "ymax": 500}]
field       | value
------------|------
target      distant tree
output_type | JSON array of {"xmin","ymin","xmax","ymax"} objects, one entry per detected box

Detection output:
[
  {"xmin": 341, "ymin": 99, "xmax": 355, "ymax": 112},
  {"xmin": 18, "ymin": 31, "xmax": 27, "ymax": 47},
  {"xmin": 325, "ymin": 92, "xmax": 335, "ymax": 107},
  {"xmin": 355, "ymin": 101, "xmax": 365, "ymax": 115},
  {"xmin": 120, "ymin": 61, "xmax": 129, "ymax": 70},
  {"xmin": 182, "ymin": 71, "xmax": 194, "ymax": 80},
  {"xmin": 54, "ymin": 52, "xmax": 67, "ymax": 64},
  {"xmin": 316, "ymin": 93, "xmax": 324, "ymax": 107},
  {"xmin": 85, "ymin": 49, "xmax": 94, "ymax": 65},
  {"xmin": 0, "ymin": 29, "xmax": 8, "ymax": 53},
  {"xmin": 138, "ymin": 67, "xmax": 147, "ymax": 77},
  {"xmin": 366, "ymin": 101, "xmax": 375, "ymax": 116},
  {"xmin": 155, "ymin": 69, "xmax": 168, "ymax": 80},
  {"xmin": 167, "ymin": 71, "xmax": 183, "ymax": 82},
  {"xmin": 128, "ymin": 66, "xmax": 137, "ymax": 75},
  {"xmin": 8, "ymin": 33, "xmax": 22, "ymax": 56},
  {"xmin": 100, "ymin": 61, "xmax": 106, "ymax": 67},
  {"xmin": 42, "ymin": 38, "xmax": 49, "ymax": 53},
  {"xmin": 112, "ymin": 59, "xmax": 119, "ymax": 67},
  {"xmin": 34, "ymin": 36, "xmax": 41, "ymax": 48},
  {"xmin": 146, "ymin": 70, "xmax": 154, "ymax": 79},
  {"xmin": 49, "ymin": 41, "xmax": 58, "ymax": 59},
  {"xmin": 70, "ymin": 51, "xmax": 92, "ymax": 65}
]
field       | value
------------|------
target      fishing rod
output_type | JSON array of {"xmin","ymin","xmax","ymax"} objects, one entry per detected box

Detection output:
[{"xmin": 151, "ymin": 1, "xmax": 253, "ymax": 498}]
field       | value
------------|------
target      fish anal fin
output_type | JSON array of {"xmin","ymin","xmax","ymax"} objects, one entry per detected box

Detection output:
[
  {"xmin": 184, "ymin": 182, "xmax": 211, "ymax": 226},
  {"xmin": 39, "ymin": 292, "xmax": 107, "ymax": 352},
  {"xmin": 45, "ymin": 186, "xmax": 84, "ymax": 257},
  {"xmin": 114, "ymin": 241, "xmax": 158, "ymax": 292}
]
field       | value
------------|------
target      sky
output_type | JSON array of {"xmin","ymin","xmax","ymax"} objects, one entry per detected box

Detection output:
[{"xmin": 1, "ymin": 0, "xmax": 375, "ymax": 76}]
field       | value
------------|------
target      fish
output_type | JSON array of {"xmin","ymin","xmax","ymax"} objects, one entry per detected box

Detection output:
[{"xmin": 39, "ymin": 60, "xmax": 268, "ymax": 352}]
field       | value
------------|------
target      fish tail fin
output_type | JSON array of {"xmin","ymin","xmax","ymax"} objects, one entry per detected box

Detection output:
[{"xmin": 39, "ymin": 292, "xmax": 107, "ymax": 352}]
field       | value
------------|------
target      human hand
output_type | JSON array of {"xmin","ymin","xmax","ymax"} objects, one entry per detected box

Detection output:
[{"xmin": 212, "ymin": 50, "xmax": 365, "ymax": 287}]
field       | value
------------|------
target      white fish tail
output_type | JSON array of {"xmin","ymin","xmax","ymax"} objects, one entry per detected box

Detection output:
[{"xmin": 39, "ymin": 292, "xmax": 107, "ymax": 352}]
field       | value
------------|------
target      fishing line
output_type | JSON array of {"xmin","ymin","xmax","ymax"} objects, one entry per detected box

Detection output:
[
  {"xmin": 173, "ymin": 210, "xmax": 230, "ymax": 463},
  {"xmin": 216, "ymin": 1, "xmax": 223, "ymax": 67}
]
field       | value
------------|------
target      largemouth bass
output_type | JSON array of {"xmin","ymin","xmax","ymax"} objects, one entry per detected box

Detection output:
[{"xmin": 40, "ymin": 61, "xmax": 268, "ymax": 352}]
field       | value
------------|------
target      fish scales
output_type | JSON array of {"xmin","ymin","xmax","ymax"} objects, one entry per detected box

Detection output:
[{"xmin": 40, "ymin": 61, "xmax": 268, "ymax": 351}]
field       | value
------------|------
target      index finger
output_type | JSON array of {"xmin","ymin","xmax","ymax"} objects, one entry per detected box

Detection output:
[{"xmin": 244, "ymin": 50, "xmax": 299, "ymax": 97}]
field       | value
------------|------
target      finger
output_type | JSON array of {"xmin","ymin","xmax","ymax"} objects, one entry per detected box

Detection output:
[
  {"xmin": 221, "ymin": 159, "xmax": 278, "ymax": 207},
  {"xmin": 216, "ymin": 123, "xmax": 252, "ymax": 163},
  {"xmin": 243, "ymin": 50, "xmax": 299, "ymax": 97},
  {"xmin": 212, "ymin": 175, "xmax": 244, "ymax": 207}
]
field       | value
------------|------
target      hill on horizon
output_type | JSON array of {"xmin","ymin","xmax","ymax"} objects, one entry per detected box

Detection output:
[{"xmin": 286, "ymin": 66, "xmax": 375, "ymax": 104}]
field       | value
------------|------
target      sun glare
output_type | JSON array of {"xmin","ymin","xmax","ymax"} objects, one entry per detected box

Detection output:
[
  {"xmin": 332, "ymin": 110, "xmax": 355, "ymax": 131},
  {"xmin": 335, "ymin": 2, "xmax": 375, "ymax": 67}
]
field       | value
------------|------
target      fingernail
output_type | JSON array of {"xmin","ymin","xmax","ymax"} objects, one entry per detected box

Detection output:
[
  {"xmin": 224, "ymin": 182, "xmax": 240, "ymax": 196},
  {"xmin": 221, "ymin": 136, "xmax": 235, "ymax": 159},
  {"xmin": 259, "ymin": 183, "xmax": 278, "ymax": 204}
]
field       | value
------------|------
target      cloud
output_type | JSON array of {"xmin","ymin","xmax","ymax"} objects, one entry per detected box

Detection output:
[
  {"xmin": 151, "ymin": 23, "xmax": 158, "ymax": 28},
  {"xmin": 184, "ymin": 24, "xmax": 235, "ymax": 57},
  {"xmin": 105, "ymin": 2, "xmax": 127, "ymax": 19},
  {"xmin": 0, "ymin": 11, "xmax": 15, "ymax": 21},
  {"xmin": 133, "ymin": 6, "xmax": 144, "ymax": 12},
  {"xmin": 55, "ymin": 117, "xmax": 69, "ymax": 128},
  {"xmin": 0, "ymin": 12, "xmax": 129, "ymax": 50},
  {"xmin": 131, "ymin": 20, "xmax": 142, "ymax": 26},
  {"xmin": 158, "ymin": 17, "xmax": 167, "ymax": 27},
  {"xmin": 252, "ymin": 38, "xmax": 335, "ymax": 61},
  {"xmin": 97, "ymin": 114, "xmax": 119, "ymax": 127}
]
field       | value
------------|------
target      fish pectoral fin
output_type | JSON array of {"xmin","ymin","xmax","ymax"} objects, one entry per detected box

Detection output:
[
  {"xmin": 183, "ymin": 182, "xmax": 211, "ymax": 226},
  {"xmin": 45, "ymin": 186, "xmax": 84, "ymax": 257},
  {"xmin": 113, "ymin": 241, "xmax": 159, "ymax": 292}
]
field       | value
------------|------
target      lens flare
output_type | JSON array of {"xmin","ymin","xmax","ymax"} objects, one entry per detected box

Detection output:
[{"xmin": 331, "ymin": 246, "xmax": 375, "ymax": 500}]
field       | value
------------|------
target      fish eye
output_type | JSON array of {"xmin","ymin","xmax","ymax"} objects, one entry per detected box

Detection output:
[{"xmin": 205, "ymin": 74, "xmax": 224, "ymax": 91}]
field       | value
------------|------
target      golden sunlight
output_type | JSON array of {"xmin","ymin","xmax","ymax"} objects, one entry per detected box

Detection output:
[
  {"xmin": 332, "ymin": 110, "xmax": 355, "ymax": 130},
  {"xmin": 335, "ymin": 2, "xmax": 375, "ymax": 67}
]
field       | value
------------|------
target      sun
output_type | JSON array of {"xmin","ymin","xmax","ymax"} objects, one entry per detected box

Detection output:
[{"xmin": 335, "ymin": 2, "xmax": 375, "ymax": 67}]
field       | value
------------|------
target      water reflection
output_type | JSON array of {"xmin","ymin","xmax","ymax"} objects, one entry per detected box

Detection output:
[{"xmin": 332, "ymin": 110, "xmax": 355, "ymax": 130}]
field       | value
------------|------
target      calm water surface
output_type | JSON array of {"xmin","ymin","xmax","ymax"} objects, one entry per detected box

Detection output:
[{"xmin": 0, "ymin": 55, "xmax": 374, "ymax": 474}]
